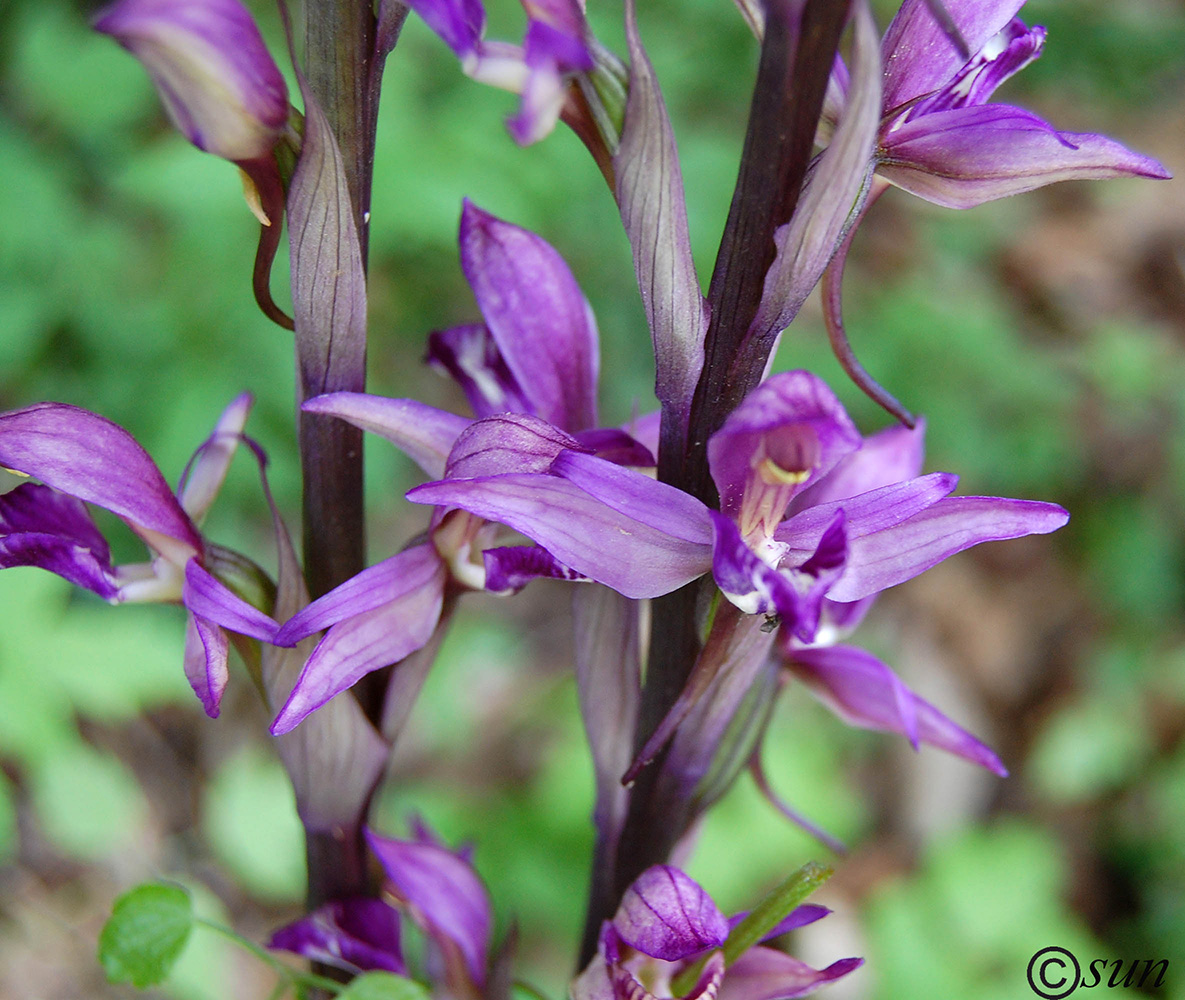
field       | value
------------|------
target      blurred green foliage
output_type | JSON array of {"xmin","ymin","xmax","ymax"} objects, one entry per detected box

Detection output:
[{"xmin": 2, "ymin": 0, "xmax": 1184, "ymax": 998}]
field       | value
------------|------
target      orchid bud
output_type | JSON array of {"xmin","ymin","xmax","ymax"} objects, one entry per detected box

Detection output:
[{"xmin": 93, "ymin": 0, "xmax": 289, "ymax": 162}]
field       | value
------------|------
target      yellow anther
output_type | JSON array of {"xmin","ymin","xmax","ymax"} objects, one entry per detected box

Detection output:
[{"xmin": 757, "ymin": 457, "xmax": 810, "ymax": 486}]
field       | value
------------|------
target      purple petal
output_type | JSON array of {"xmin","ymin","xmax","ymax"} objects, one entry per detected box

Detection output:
[
  {"xmin": 483, "ymin": 544, "xmax": 588, "ymax": 592},
  {"xmin": 460, "ymin": 201, "xmax": 599, "ymax": 432},
  {"xmin": 506, "ymin": 21, "xmax": 590, "ymax": 145},
  {"xmin": 93, "ymin": 0, "xmax": 289, "ymax": 161},
  {"xmin": 183, "ymin": 612, "xmax": 228, "ymax": 718},
  {"xmin": 752, "ymin": 0, "xmax": 880, "ymax": 340},
  {"xmin": 303, "ymin": 393, "xmax": 470, "ymax": 480},
  {"xmin": 178, "ymin": 393, "xmax": 253, "ymax": 522},
  {"xmin": 269, "ymin": 898, "xmax": 404, "ymax": 975},
  {"xmin": 710, "ymin": 511, "xmax": 797, "ymax": 618},
  {"xmin": 910, "ymin": 19, "xmax": 1044, "ymax": 116},
  {"xmin": 821, "ymin": 493, "xmax": 1069, "ymax": 603},
  {"xmin": 613, "ymin": 865, "xmax": 729, "ymax": 961},
  {"xmin": 881, "ymin": 0, "xmax": 1025, "ymax": 112},
  {"xmin": 409, "ymin": 471, "xmax": 711, "ymax": 599},
  {"xmin": 614, "ymin": 0, "xmax": 708, "ymax": 426},
  {"xmin": 275, "ymin": 543, "xmax": 443, "ymax": 645},
  {"xmin": 790, "ymin": 419, "xmax": 925, "ymax": 512},
  {"xmin": 366, "ymin": 828, "xmax": 492, "ymax": 987},
  {"xmin": 708, "ymin": 372, "xmax": 862, "ymax": 538},
  {"xmin": 718, "ymin": 947, "xmax": 863, "ymax": 1000},
  {"xmin": 182, "ymin": 559, "xmax": 279, "ymax": 641},
  {"xmin": 727, "ymin": 905, "xmax": 832, "ymax": 940},
  {"xmin": 0, "ymin": 483, "xmax": 118, "ymax": 598},
  {"xmin": 426, "ymin": 324, "xmax": 532, "ymax": 420},
  {"xmin": 787, "ymin": 643, "xmax": 1007, "ymax": 775},
  {"xmin": 404, "ymin": 0, "xmax": 486, "ymax": 62},
  {"xmin": 0, "ymin": 403, "xmax": 201, "ymax": 558},
  {"xmin": 880, "ymin": 104, "xmax": 1172, "ymax": 209},
  {"xmin": 573, "ymin": 428, "xmax": 656, "ymax": 468},
  {"xmin": 270, "ymin": 558, "xmax": 446, "ymax": 734},
  {"xmin": 445, "ymin": 412, "xmax": 586, "ymax": 479}
]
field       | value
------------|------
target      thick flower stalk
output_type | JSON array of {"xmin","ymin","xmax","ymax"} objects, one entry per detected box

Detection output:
[{"xmin": 0, "ymin": 396, "xmax": 280, "ymax": 716}]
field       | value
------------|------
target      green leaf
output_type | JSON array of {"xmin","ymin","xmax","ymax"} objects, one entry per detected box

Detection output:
[
  {"xmin": 337, "ymin": 972, "xmax": 431, "ymax": 1000},
  {"xmin": 98, "ymin": 882, "xmax": 194, "ymax": 988}
]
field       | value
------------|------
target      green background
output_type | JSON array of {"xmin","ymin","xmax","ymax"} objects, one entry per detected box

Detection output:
[{"xmin": 1, "ymin": 0, "xmax": 1184, "ymax": 997}]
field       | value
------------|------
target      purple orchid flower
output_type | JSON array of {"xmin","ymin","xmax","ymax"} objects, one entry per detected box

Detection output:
[
  {"xmin": 821, "ymin": 0, "xmax": 1170, "ymax": 208},
  {"xmin": 0, "ymin": 395, "xmax": 279, "ymax": 717},
  {"xmin": 403, "ymin": 0, "xmax": 593, "ymax": 145},
  {"xmin": 268, "ymin": 202, "xmax": 645, "ymax": 734},
  {"xmin": 93, "ymin": 0, "xmax": 290, "ymax": 164},
  {"xmin": 406, "ymin": 370, "xmax": 1065, "ymax": 780},
  {"xmin": 573, "ymin": 865, "xmax": 861, "ymax": 1000}
]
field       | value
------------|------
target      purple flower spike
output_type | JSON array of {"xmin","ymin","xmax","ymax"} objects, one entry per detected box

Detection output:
[
  {"xmin": 786, "ymin": 643, "xmax": 1008, "ymax": 776},
  {"xmin": 269, "ymin": 898, "xmax": 405, "ymax": 976},
  {"xmin": 366, "ymin": 826, "xmax": 493, "ymax": 989},
  {"xmin": 93, "ymin": 0, "xmax": 289, "ymax": 162},
  {"xmin": 614, "ymin": 866, "xmax": 730, "ymax": 962}
]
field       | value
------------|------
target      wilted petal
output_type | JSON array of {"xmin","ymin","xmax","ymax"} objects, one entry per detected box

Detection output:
[
  {"xmin": 880, "ymin": 104, "xmax": 1171, "ymax": 209},
  {"xmin": 613, "ymin": 865, "xmax": 729, "ymax": 961},
  {"xmin": 275, "ymin": 543, "xmax": 443, "ymax": 646},
  {"xmin": 821, "ymin": 493, "xmax": 1068, "ymax": 603},
  {"xmin": 0, "ymin": 483, "xmax": 118, "ymax": 598},
  {"xmin": 708, "ymin": 372, "xmax": 862, "ymax": 538},
  {"xmin": 182, "ymin": 559, "xmax": 279, "ymax": 641},
  {"xmin": 183, "ymin": 612, "xmax": 229, "ymax": 718},
  {"xmin": 408, "ymin": 472, "xmax": 711, "ymax": 598},
  {"xmin": 426, "ymin": 324, "xmax": 532, "ymax": 419},
  {"xmin": 718, "ymin": 946, "xmax": 863, "ymax": 1000},
  {"xmin": 445, "ymin": 412, "xmax": 586, "ymax": 479},
  {"xmin": 787, "ymin": 644, "xmax": 1007, "ymax": 775},
  {"xmin": 752, "ymin": 0, "xmax": 880, "ymax": 340},
  {"xmin": 460, "ymin": 201, "xmax": 599, "ymax": 432},
  {"xmin": 614, "ymin": 0, "xmax": 708, "ymax": 426},
  {"xmin": 179, "ymin": 393, "xmax": 253, "ymax": 522},
  {"xmin": 880, "ymin": 0, "xmax": 1025, "ymax": 113},
  {"xmin": 303, "ymin": 393, "xmax": 470, "ymax": 480},
  {"xmin": 93, "ymin": 0, "xmax": 289, "ymax": 161},
  {"xmin": 366, "ymin": 828, "xmax": 493, "ymax": 987},
  {"xmin": 270, "ymin": 558, "xmax": 446, "ymax": 734},
  {"xmin": 0, "ymin": 402, "xmax": 201, "ymax": 563},
  {"xmin": 483, "ymin": 544, "xmax": 588, "ymax": 592},
  {"xmin": 270, "ymin": 898, "xmax": 404, "ymax": 975}
]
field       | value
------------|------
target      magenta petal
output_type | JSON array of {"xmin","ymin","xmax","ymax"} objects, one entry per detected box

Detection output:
[
  {"xmin": 880, "ymin": 104, "xmax": 1171, "ymax": 209},
  {"xmin": 182, "ymin": 560, "xmax": 278, "ymax": 641},
  {"xmin": 483, "ymin": 544, "xmax": 588, "ymax": 592},
  {"xmin": 727, "ymin": 904, "xmax": 832, "ymax": 940},
  {"xmin": 710, "ymin": 511, "xmax": 795, "ymax": 618},
  {"xmin": 366, "ymin": 828, "xmax": 492, "ymax": 987},
  {"xmin": 303, "ymin": 393, "xmax": 470, "ymax": 480},
  {"xmin": 573, "ymin": 428, "xmax": 655, "ymax": 468},
  {"xmin": 445, "ymin": 412, "xmax": 586, "ymax": 479},
  {"xmin": 613, "ymin": 865, "xmax": 729, "ymax": 961},
  {"xmin": 270, "ymin": 560, "xmax": 446, "ymax": 735},
  {"xmin": 183, "ymin": 612, "xmax": 228, "ymax": 718},
  {"xmin": 788, "ymin": 644, "xmax": 1007, "ymax": 775},
  {"xmin": 405, "ymin": 0, "xmax": 486, "ymax": 61},
  {"xmin": 269, "ymin": 898, "xmax": 404, "ymax": 976},
  {"xmin": 824, "ymin": 493, "xmax": 1068, "ymax": 603},
  {"xmin": 274, "ymin": 543, "xmax": 443, "ymax": 646},
  {"xmin": 791, "ymin": 419, "xmax": 926, "ymax": 512},
  {"xmin": 881, "ymin": 0, "xmax": 1025, "ymax": 112},
  {"xmin": 0, "ymin": 403, "xmax": 201, "ymax": 554},
  {"xmin": 0, "ymin": 483, "xmax": 118, "ymax": 598},
  {"xmin": 460, "ymin": 202, "xmax": 599, "ymax": 432},
  {"xmin": 409, "ymin": 473, "xmax": 711, "ymax": 598},
  {"xmin": 718, "ymin": 946, "xmax": 863, "ymax": 1000}
]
